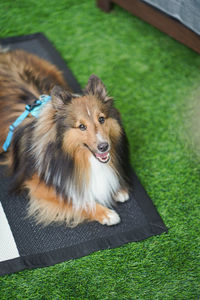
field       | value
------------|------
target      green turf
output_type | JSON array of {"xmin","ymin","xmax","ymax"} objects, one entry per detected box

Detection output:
[{"xmin": 0, "ymin": 0, "xmax": 200, "ymax": 299}]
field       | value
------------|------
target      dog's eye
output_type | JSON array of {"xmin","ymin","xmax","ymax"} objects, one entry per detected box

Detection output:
[
  {"xmin": 99, "ymin": 116, "xmax": 105, "ymax": 124},
  {"xmin": 79, "ymin": 124, "xmax": 87, "ymax": 131}
]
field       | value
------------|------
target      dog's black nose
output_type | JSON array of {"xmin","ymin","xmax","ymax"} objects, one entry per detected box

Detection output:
[{"xmin": 97, "ymin": 142, "xmax": 109, "ymax": 153}]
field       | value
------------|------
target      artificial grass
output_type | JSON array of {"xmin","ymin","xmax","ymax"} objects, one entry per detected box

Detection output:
[{"xmin": 0, "ymin": 0, "xmax": 200, "ymax": 299}]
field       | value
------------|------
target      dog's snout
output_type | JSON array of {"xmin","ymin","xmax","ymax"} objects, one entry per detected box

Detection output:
[{"xmin": 97, "ymin": 142, "xmax": 109, "ymax": 153}]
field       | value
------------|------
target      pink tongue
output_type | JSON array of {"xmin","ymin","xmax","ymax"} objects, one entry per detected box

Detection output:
[{"xmin": 95, "ymin": 152, "xmax": 109, "ymax": 159}]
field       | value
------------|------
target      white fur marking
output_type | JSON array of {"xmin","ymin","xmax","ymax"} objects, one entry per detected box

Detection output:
[
  {"xmin": 86, "ymin": 105, "xmax": 91, "ymax": 117},
  {"xmin": 114, "ymin": 190, "xmax": 129, "ymax": 203},
  {"xmin": 63, "ymin": 154, "xmax": 120, "ymax": 211},
  {"xmin": 88, "ymin": 155, "xmax": 120, "ymax": 207},
  {"xmin": 72, "ymin": 93, "xmax": 81, "ymax": 98},
  {"xmin": 102, "ymin": 210, "xmax": 120, "ymax": 225},
  {"xmin": 96, "ymin": 132, "xmax": 104, "ymax": 143}
]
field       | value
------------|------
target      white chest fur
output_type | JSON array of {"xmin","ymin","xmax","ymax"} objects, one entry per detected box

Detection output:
[{"xmin": 88, "ymin": 155, "xmax": 120, "ymax": 207}]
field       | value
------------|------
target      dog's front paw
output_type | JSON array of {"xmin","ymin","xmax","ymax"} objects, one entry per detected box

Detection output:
[
  {"xmin": 88, "ymin": 204, "xmax": 121, "ymax": 226},
  {"xmin": 101, "ymin": 209, "xmax": 121, "ymax": 226},
  {"xmin": 114, "ymin": 190, "xmax": 129, "ymax": 203}
]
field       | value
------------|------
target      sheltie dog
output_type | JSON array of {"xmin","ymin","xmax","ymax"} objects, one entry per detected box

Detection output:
[{"xmin": 0, "ymin": 49, "xmax": 132, "ymax": 226}]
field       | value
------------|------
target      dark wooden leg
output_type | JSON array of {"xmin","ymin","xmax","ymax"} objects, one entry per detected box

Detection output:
[
  {"xmin": 97, "ymin": 0, "xmax": 200, "ymax": 54},
  {"xmin": 97, "ymin": 0, "xmax": 112, "ymax": 12}
]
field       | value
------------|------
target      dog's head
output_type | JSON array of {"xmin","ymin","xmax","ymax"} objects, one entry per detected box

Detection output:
[{"xmin": 50, "ymin": 75, "xmax": 122, "ymax": 164}]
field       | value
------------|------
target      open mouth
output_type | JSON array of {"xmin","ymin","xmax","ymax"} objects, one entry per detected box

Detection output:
[{"xmin": 94, "ymin": 151, "xmax": 110, "ymax": 163}]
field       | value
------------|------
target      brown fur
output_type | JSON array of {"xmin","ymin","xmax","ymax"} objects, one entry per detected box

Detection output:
[{"xmin": 0, "ymin": 50, "xmax": 68, "ymax": 153}]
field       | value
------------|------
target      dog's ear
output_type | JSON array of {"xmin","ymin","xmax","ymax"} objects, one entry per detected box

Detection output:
[
  {"xmin": 51, "ymin": 85, "xmax": 72, "ymax": 109},
  {"xmin": 84, "ymin": 74, "xmax": 112, "ymax": 103}
]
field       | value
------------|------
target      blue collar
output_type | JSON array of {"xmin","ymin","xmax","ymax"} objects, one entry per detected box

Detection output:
[{"xmin": 2, "ymin": 95, "xmax": 51, "ymax": 152}]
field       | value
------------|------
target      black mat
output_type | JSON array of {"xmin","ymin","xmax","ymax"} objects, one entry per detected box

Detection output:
[{"xmin": 0, "ymin": 33, "xmax": 167, "ymax": 276}]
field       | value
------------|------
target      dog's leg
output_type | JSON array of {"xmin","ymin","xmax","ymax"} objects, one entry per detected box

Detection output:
[
  {"xmin": 25, "ymin": 174, "xmax": 121, "ymax": 226},
  {"xmin": 83, "ymin": 203, "xmax": 121, "ymax": 226},
  {"xmin": 25, "ymin": 175, "xmax": 76, "ymax": 225},
  {"xmin": 113, "ymin": 189, "xmax": 129, "ymax": 203}
]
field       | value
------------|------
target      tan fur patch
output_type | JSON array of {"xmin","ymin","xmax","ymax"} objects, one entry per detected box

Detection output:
[
  {"xmin": 105, "ymin": 118, "xmax": 122, "ymax": 142},
  {"xmin": 32, "ymin": 103, "xmax": 57, "ymax": 157},
  {"xmin": 63, "ymin": 129, "xmax": 91, "ymax": 187}
]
